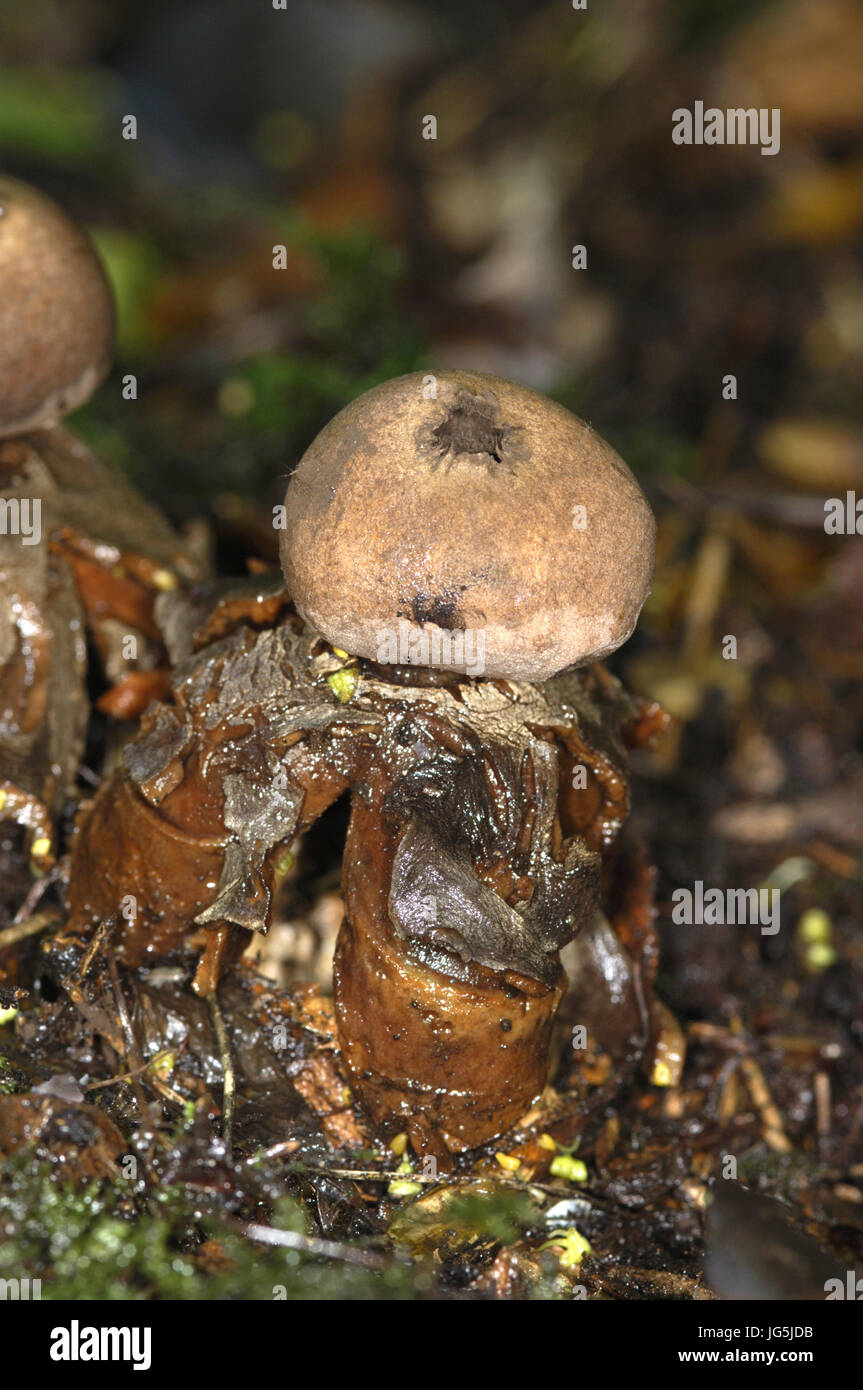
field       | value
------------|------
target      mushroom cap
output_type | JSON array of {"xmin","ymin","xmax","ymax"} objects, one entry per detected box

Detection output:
[
  {"xmin": 280, "ymin": 370, "xmax": 655, "ymax": 682},
  {"xmin": 0, "ymin": 176, "xmax": 114, "ymax": 438}
]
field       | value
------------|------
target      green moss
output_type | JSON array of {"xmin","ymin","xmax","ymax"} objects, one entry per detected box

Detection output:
[
  {"xmin": 390, "ymin": 1180, "xmax": 541, "ymax": 1254},
  {"xmin": 0, "ymin": 1052, "xmax": 32, "ymax": 1097},
  {"xmin": 0, "ymin": 68, "xmax": 116, "ymax": 165},
  {"xmin": 0, "ymin": 1157, "xmax": 422, "ymax": 1300},
  {"xmin": 76, "ymin": 220, "xmax": 427, "ymax": 517},
  {"xmin": 223, "ymin": 227, "xmax": 426, "ymax": 447}
]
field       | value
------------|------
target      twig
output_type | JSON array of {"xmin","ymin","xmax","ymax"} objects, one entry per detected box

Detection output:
[
  {"xmin": 12, "ymin": 868, "xmax": 60, "ymax": 924},
  {"xmin": 235, "ymin": 1219, "xmax": 387, "ymax": 1269},
  {"xmin": 57, "ymin": 919, "xmax": 126, "ymax": 1055},
  {"xmin": 85, "ymin": 1048, "xmax": 177, "ymax": 1093},
  {"xmin": 107, "ymin": 953, "xmax": 148, "ymax": 1114},
  {"xmin": 687, "ymin": 1021, "xmax": 748, "ymax": 1052},
  {"xmin": 682, "ymin": 521, "xmax": 731, "ymax": 660},
  {"xmin": 814, "ymin": 1071, "xmax": 832, "ymax": 1142},
  {"xmin": 0, "ymin": 909, "xmax": 59, "ymax": 951},
  {"xmin": 63, "ymin": 916, "xmax": 117, "ymax": 1003},
  {"xmin": 730, "ymin": 1016, "xmax": 791, "ymax": 1153},
  {"xmin": 209, "ymin": 989, "xmax": 236, "ymax": 1148},
  {"xmin": 244, "ymin": 1139, "xmax": 300, "ymax": 1163},
  {"xmin": 107, "ymin": 955, "xmax": 138, "ymax": 1060}
]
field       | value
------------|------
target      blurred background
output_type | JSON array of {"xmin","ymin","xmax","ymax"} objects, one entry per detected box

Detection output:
[{"xmin": 2, "ymin": 0, "xmax": 863, "ymax": 1035}]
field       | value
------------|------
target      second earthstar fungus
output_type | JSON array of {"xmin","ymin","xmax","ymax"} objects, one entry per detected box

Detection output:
[
  {"xmin": 0, "ymin": 178, "xmax": 202, "ymax": 908},
  {"xmin": 63, "ymin": 369, "xmax": 678, "ymax": 1160}
]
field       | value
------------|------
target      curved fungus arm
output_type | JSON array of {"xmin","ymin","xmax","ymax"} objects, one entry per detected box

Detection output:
[
  {"xmin": 0, "ymin": 430, "xmax": 196, "ymax": 866},
  {"xmin": 334, "ymin": 730, "xmax": 601, "ymax": 1157},
  {"xmin": 63, "ymin": 616, "xmax": 370, "ymax": 975},
  {"xmin": 64, "ymin": 711, "xmax": 353, "ymax": 971},
  {"xmin": 62, "ymin": 592, "xmax": 660, "ymax": 1153},
  {"xmin": 335, "ymin": 793, "xmax": 566, "ymax": 1160}
]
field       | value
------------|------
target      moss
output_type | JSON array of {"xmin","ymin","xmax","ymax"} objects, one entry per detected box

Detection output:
[
  {"xmin": 0, "ymin": 68, "xmax": 116, "ymax": 166},
  {"xmin": 0, "ymin": 1051, "xmax": 32, "ymax": 1096},
  {"xmin": 75, "ymin": 222, "xmax": 427, "ymax": 519},
  {"xmin": 389, "ymin": 1180, "xmax": 541, "ymax": 1254},
  {"xmin": 0, "ymin": 1157, "xmax": 423, "ymax": 1300},
  {"xmin": 225, "ymin": 228, "xmax": 427, "ymax": 449}
]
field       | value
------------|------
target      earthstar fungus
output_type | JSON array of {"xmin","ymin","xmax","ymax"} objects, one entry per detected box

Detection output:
[
  {"xmin": 0, "ymin": 176, "xmax": 114, "ymax": 438},
  {"xmin": 281, "ymin": 370, "xmax": 658, "ymax": 1151},
  {"xmin": 0, "ymin": 177, "xmax": 198, "ymax": 878},
  {"xmin": 63, "ymin": 370, "xmax": 668, "ymax": 1157}
]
